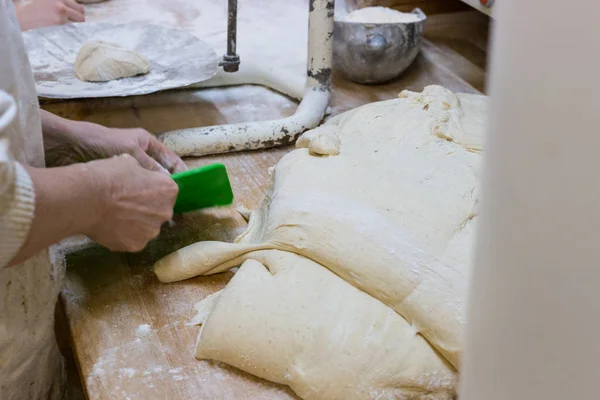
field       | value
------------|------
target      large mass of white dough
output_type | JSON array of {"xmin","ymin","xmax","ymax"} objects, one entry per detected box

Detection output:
[
  {"xmin": 74, "ymin": 40, "xmax": 150, "ymax": 82},
  {"xmin": 154, "ymin": 85, "xmax": 488, "ymax": 399},
  {"xmin": 195, "ymin": 251, "xmax": 457, "ymax": 399}
]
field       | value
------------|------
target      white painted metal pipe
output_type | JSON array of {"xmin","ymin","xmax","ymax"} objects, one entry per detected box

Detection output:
[
  {"xmin": 161, "ymin": 87, "xmax": 329, "ymax": 156},
  {"xmin": 460, "ymin": 1, "xmax": 600, "ymax": 399},
  {"xmin": 160, "ymin": 0, "xmax": 335, "ymax": 157},
  {"xmin": 190, "ymin": 61, "xmax": 306, "ymax": 101}
]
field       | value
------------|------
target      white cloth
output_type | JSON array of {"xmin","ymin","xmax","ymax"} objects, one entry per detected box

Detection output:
[{"xmin": 0, "ymin": 1, "xmax": 65, "ymax": 398}]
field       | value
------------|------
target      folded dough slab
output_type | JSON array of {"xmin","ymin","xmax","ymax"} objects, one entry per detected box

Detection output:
[{"xmin": 154, "ymin": 86, "xmax": 488, "ymax": 399}]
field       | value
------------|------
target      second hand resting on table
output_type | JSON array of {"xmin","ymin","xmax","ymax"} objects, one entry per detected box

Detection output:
[
  {"xmin": 15, "ymin": 0, "xmax": 86, "ymax": 31},
  {"xmin": 10, "ymin": 110, "xmax": 188, "ymax": 266}
]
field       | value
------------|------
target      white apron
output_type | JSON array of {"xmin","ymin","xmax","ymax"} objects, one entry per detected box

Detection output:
[{"xmin": 0, "ymin": 1, "xmax": 66, "ymax": 398}]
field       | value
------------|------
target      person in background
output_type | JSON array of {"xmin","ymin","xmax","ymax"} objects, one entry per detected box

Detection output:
[
  {"xmin": 15, "ymin": 0, "xmax": 86, "ymax": 31},
  {"xmin": 0, "ymin": 0, "xmax": 187, "ymax": 398}
]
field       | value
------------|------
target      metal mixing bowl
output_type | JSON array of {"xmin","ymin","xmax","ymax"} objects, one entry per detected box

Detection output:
[{"xmin": 333, "ymin": 8, "xmax": 426, "ymax": 84}]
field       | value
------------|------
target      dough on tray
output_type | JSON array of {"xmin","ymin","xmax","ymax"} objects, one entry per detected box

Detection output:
[
  {"xmin": 154, "ymin": 85, "xmax": 488, "ymax": 399},
  {"xmin": 74, "ymin": 40, "xmax": 150, "ymax": 82}
]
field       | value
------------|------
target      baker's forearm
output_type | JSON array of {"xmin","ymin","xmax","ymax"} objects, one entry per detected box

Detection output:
[
  {"xmin": 40, "ymin": 109, "xmax": 78, "ymax": 148},
  {"xmin": 15, "ymin": 0, "xmax": 85, "ymax": 32},
  {"xmin": 8, "ymin": 163, "xmax": 99, "ymax": 266},
  {"xmin": 39, "ymin": 109, "xmax": 187, "ymax": 172},
  {"xmin": 40, "ymin": 109, "xmax": 91, "ymax": 167},
  {"xmin": 14, "ymin": 3, "xmax": 38, "ymax": 31}
]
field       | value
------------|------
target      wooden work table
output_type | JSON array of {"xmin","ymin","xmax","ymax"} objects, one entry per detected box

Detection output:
[{"xmin": 43, "ymin": 2, "xmax": 489, "ymax": 398}]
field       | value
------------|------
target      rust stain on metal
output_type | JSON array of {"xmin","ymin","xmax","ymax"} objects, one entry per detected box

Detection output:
[{"xmin": 308, "ymin": 67, "xmax": 332, "ymax": 87}]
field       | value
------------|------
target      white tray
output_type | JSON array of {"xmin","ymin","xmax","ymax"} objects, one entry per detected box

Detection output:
[{"xmin": 23, "ymin": 22, "xmax": 219, "ymax": 99}]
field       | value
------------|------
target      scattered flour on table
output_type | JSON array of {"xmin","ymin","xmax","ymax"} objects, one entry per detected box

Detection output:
[
  {"xmin": 119, "ymin": 368, "xmax": 137, "ymax": 378},
  {"xmin": 170, "ymin": 367, "xmax": 187, "ymax": 381},
  {"xmin": 149, "ymin": 366, "xmax": 163, "ymax": 374},
  {"xmin": 341, "ymin": 6, "xmax": 422, "ymax": 23},
  {"xmin": 135, "ymin": 324, "xmax": 152, "ymax": 337}
]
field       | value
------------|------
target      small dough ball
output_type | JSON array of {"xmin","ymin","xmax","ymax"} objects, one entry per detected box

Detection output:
[
  {"xmin": 297, "ymin": 125, "xmax": 341, "ymax": 156},
  {"xmin": 308, "ymin": 131, "xmax": 340, "ymax": 156},
  {"xmin": 75, "ymin": 40, "xmax": 150, "ymax": 82}
]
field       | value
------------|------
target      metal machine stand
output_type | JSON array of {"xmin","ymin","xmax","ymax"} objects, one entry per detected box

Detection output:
[
  {"xmin": 219, "ymin": 0, "xmax": 241, "ymax": 73},
  {"xmin": 159, "ymin": 0, "xmax": 335, "ymax": 157}
]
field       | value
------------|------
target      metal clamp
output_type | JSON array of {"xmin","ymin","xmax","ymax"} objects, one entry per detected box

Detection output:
[
  {"xmin": 220, "ymin": 54, "xmax": 240, "ymax": 73},
  {"xmin": 220, "ymin": 0, "xmax": 240, "ymax": 73}
]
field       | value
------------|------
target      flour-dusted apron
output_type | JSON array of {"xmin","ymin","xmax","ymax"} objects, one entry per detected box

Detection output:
[{"xmin": 0, "ymin": 1, "xmax": 66, "ymax": 398}]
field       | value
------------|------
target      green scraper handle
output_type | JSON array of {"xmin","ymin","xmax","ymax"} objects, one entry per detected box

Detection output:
[{"xmin": 171, "ymin": 163, "xmax": 234, "ymax": 214}]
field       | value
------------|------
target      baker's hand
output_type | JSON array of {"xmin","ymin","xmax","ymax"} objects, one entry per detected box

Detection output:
[
  {"xmin": 16, "ymin": 0, "xmax": 85, "ymax": 31},
  {"xmin": 84, "ymin": 154, "xmax": 179, "ymax": 252},
  {"xmin": 45, "ymin": 118, "xmax": 188, "ymax": 174}
]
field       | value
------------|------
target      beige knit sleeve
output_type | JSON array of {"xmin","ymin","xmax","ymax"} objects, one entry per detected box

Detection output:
[{"xmin": 0, "ymin": 92, "xmax": 35, "ymax": 267}]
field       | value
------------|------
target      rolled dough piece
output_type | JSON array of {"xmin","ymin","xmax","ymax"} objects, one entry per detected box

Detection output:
[
  {"xmin": 75, "ymin": 40, "xmax": 150, "ymax": 82},
  {"xmin": 193, "ymin": 251, "xmax": 457, "ymax": 400},
  {"xmin": 154, "ymin": 86, "xmax": 487, "ymax": 376}
]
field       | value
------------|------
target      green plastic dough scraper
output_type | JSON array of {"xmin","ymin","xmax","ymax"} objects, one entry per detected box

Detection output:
[{"xmin": 171, "ymin": 163, "xmax": 234, "ymax": 214}]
